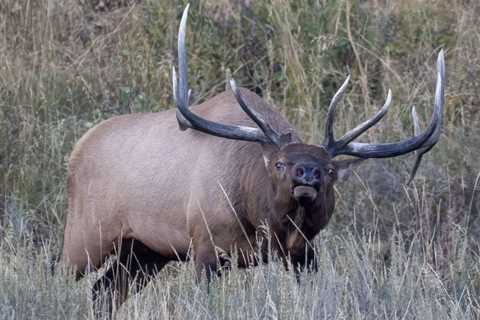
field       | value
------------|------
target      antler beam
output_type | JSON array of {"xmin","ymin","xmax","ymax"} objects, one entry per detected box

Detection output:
[
  {"xmin": 172, "ymin": 5, "xmax": 283, "ymax": 146},
  {"xmin": 321, "ymin": 50, "xmax": 445, "ymax": 181}
]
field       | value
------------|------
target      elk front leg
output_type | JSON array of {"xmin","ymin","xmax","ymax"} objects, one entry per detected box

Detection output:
[
  {"xmin": 194, "ymin": 243, "xmax": 221, "ymax": 287},
  {"xmin": 291, "ymin": 245, "xmax": 318, "ymax": 282}
]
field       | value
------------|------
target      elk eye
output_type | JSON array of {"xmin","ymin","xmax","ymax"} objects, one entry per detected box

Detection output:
[{"xmin": 275, "ymin": 161, "xmax": 286, "ymax": 172}]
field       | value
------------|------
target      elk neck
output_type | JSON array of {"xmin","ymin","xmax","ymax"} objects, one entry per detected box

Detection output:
[{"xmin": 238, "ymin": 148, "xmax": 335, "ymax": 243}]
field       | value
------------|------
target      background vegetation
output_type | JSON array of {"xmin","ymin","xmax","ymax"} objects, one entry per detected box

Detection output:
[{"xmin": 0, "ymin": 0, "xmax": 479, "ymax": 319}]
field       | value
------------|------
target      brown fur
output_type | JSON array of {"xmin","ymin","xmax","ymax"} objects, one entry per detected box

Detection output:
[{"xmin": 61, "ymin": 88, "xmax": 353, "ymax": 313}]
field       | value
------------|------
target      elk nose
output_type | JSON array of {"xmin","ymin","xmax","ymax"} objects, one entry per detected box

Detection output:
[{"xmin": 293, "ymin": 164, "xmax": 321, "ymax": 186}]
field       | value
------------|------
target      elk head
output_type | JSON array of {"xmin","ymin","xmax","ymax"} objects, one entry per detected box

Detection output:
[{"xmin": 172, "ymin": 5, "xmax": 445, "ymax": 210}]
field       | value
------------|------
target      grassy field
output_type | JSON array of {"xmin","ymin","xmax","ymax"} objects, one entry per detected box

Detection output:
[{"xmin": 1, "ymin": 0, "xmax": 479, "ymax": 319}]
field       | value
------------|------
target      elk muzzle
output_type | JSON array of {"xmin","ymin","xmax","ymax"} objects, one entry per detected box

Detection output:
[
  {"xmin": 293, "ymin": 185, "xmax": 318, "ymax": 206},
  {"xmin": 292, "ymin": 163, "xmax": 322, "ymax": 186},
  {"xmin": 291, "ymin": 163, "xmax": 321, "ymax": 205}
]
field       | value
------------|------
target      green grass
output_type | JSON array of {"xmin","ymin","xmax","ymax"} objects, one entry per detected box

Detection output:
[{"xmin": 1, "ymin": 0, "xmax": 479, "ymax": 318}]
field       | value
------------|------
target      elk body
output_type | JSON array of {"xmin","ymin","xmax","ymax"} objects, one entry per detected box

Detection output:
[{"xmin": 61, "ymin": 5, "xmax": 445, "ymax": 316}]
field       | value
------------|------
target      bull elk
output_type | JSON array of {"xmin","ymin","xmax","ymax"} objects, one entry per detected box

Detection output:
[{"xmin": 61, "ymin": 4, "xmax": 445, "ymax": 317}]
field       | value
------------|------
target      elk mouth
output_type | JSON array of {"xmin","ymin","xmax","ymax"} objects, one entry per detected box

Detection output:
[{"xmin": 293, "ymin": 185, "xmax": 318, "ymax": 206}]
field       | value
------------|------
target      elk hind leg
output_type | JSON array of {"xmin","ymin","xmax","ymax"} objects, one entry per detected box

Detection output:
[{"xmin": 92, "ymin": 239, "xmax": 168, "ymax": 318}]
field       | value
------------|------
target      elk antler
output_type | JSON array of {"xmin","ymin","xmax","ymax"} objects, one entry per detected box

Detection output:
[
  {"xmin": 321, "ymin": 50, "xmax": 445, "ymax": 180},
  {"xmin": 172, "ymin": 4, "xmax": 283, "ymax": 146}
]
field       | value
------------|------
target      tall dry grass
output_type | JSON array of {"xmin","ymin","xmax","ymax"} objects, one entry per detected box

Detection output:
[
  {"xmin": 0, "ymin": 0, "xmax": 479, "ymax": 319},
  {"xmin": 1, "ymin": 225, "xmax": 479, "ymax": 319}
]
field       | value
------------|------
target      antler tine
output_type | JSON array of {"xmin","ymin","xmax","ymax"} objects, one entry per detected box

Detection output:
[
  {"xmin": 172, "ymin": 66, "xmax": 177, "ymax": 103},
  {"xmin": 407, "ymin": 106, "xmax": 423, "ymax": 184},
  {"xmin": 323, "ymin": 75, "xmax": 351, "ymax": 148},
  {"xmin": 177, "ymin": 4, "xmax": 190, "ymax": 111},
  {"xmin": 422, "ymin": 49, "xmax": 445, "ymax": 149},
  {"xmin": 332, "ymin": 89, "xmax": 392, "ymax": 151},
  {"xmin": 407, "ymin": 49, "xmax": 446, "ymax": 183},
  {"xmin": 173, "ymin": 66, "xmax": 192, "ymax": 130},
  {"xmin": 229, "ymin": 79, "xmax": 281, "ymax": 145},
  {"xmin": 173, "ymin": 5, "xmax": 276, "ymax": 144},
  {"xmin": 411, "ymin": 105, "xmax": 421, "ymax": 136},
  {"xmin": 173, "ymin": 6, "xmax": 192, "ymax": 131}
]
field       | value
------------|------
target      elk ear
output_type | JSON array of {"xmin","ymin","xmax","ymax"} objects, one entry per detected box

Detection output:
[{"xmin": 333, "ymin": 158, "xmax": 365, "ymax": 182}]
